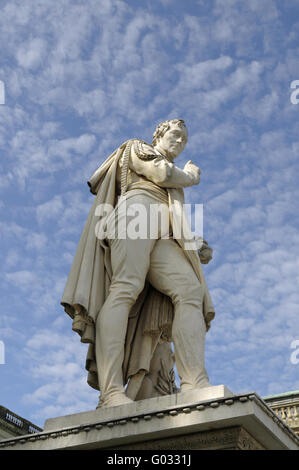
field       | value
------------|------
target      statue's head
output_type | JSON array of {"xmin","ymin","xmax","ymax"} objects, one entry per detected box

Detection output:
[{"xmin": 152, "ymin": 119, "xmax": 188, "ymax": 160}]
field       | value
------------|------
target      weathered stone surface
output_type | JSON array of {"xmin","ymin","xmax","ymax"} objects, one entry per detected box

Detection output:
[{"xmin": 113, "ymin": 426, "xmax": 265, "ymax": 450}]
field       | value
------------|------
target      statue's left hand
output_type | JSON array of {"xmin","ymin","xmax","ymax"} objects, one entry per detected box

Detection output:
[{"xmin": 199, "ymin": 240, "xmax": 213, "ymax": 264}]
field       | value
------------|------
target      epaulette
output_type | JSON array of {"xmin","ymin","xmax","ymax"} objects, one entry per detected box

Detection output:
[{"xmin": 133, "ymin": 139, "xmax": 159, "ymax": 161}]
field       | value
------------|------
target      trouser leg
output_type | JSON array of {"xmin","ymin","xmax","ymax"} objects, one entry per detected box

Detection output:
[
  {"xmin": 96, "ymin": 235, "xmax": 156, "ymax": 406},
  {"xmin": 171, "ymin": 302, "xmax": 210, "ymax": 391},
  {"xmin": 148, "ymin": 238, "xmax": 211, "ymax": 391}
]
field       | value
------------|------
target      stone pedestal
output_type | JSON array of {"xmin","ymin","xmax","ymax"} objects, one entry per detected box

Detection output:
[{"xmin": 1, "ymin": 386, "xmax": 298, "ymax": 450}]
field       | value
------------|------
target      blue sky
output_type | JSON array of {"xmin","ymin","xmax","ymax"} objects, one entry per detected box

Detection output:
[{"xmin": 0, "ymin": 0, "xmax": 299, "ymax": 428}]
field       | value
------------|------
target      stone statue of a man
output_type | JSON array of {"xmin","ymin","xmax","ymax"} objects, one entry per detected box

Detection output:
[{"xmin": 61, "ymin": 119, "xmax": 215, "ymax": 408}]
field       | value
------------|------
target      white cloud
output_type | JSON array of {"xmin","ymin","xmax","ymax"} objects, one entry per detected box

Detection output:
[
  {"xmin": 22, "ymin": 328, "xmax": 97, "ymax": 421},
  {"xmin": 25, "ymin": 232, "xmax": 48, "ymax": 251},
  {"xmin": 52, "ymin": 133, "xmax": 96, "ymax": 155},
  {"xmin": 176, "ymin": 56, "xmax": 233, "ymax": 91},
  {"xmin": 36, "ymin": 195, "xmax": 64, "ymax": 224},
  {"xmin": 6, "ymin": 270, "xmax": 38, "ymax": 288},
  {"xmin": 16, "ymin": 38, "xmax": 47, "ymax": 69}
]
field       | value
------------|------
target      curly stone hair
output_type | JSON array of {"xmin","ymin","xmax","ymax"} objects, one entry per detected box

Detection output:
[{"xmin": 152, "ymin": 119, "xmax": 186, "ymax": 146}]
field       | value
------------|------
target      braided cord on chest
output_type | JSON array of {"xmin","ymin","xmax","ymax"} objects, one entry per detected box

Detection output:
[{"xmin": 120, "ymin": 140, "xmax": 133, "ymax": 196}]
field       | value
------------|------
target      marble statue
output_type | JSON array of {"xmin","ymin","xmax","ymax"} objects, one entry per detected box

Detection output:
[{"xmin": 61, "ymin": 119, "xmax": 215, "ymax": 408}]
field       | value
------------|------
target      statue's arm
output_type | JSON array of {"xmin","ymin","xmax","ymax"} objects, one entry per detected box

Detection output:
[
  {"xmin": 130, "ymin": 144, "xmax": 200, "ymax": 188},
  {"xmin": 160, "ymin": 160, "xmax": 201, "ymax": 188}
]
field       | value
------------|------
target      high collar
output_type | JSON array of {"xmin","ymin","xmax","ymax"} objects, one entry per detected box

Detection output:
[{"xmin": 153, "ymin": 145, "xmax": 174, "ymax": 163}]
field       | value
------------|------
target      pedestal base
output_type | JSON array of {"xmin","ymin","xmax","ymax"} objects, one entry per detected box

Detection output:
[{"xmin": 1, "ymin": 386, "xmax": 298, "ymax": 450}]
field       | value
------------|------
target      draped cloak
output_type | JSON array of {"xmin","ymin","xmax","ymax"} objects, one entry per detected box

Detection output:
[{"xmin": 61, "ymin": 140, "xmax": 215, "ymax": 400}]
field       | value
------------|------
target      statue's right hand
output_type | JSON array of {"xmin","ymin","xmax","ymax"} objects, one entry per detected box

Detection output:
[{"xmin": 184, "ymin": 160, "xmax": 201, "ymax": 184}]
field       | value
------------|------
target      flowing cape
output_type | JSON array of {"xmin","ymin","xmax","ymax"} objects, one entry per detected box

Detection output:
[{"xmin": 61, "ymin": 141, "xmax": 215, "ymax": 399}]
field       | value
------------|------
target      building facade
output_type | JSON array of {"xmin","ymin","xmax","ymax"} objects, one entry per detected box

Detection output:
[
  {"xmin": 0, "ymin": 406, "xmax": 42, "ymax": 440},
  {"xmin": 263, "ymin": 390, "xmax": 299, "ymax": 436}
]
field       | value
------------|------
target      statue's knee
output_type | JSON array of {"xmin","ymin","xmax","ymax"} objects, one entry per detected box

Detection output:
[
  {"xmin": 171, "ymin": 281, "xmax": 203, "ymax": 307},
  {"xmin": 109, "ymin": 278, "xmax": 144, "ymax": 303}
]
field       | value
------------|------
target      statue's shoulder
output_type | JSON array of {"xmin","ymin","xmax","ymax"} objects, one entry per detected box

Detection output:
[{"xmin": 131, "ymin": 139, "xmax": 158, "ymax": 161}]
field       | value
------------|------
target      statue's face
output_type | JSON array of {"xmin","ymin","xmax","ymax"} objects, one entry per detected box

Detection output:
[{"xmin": 156, "ymin": 123, "xmax": 188, "ymax": 159}]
